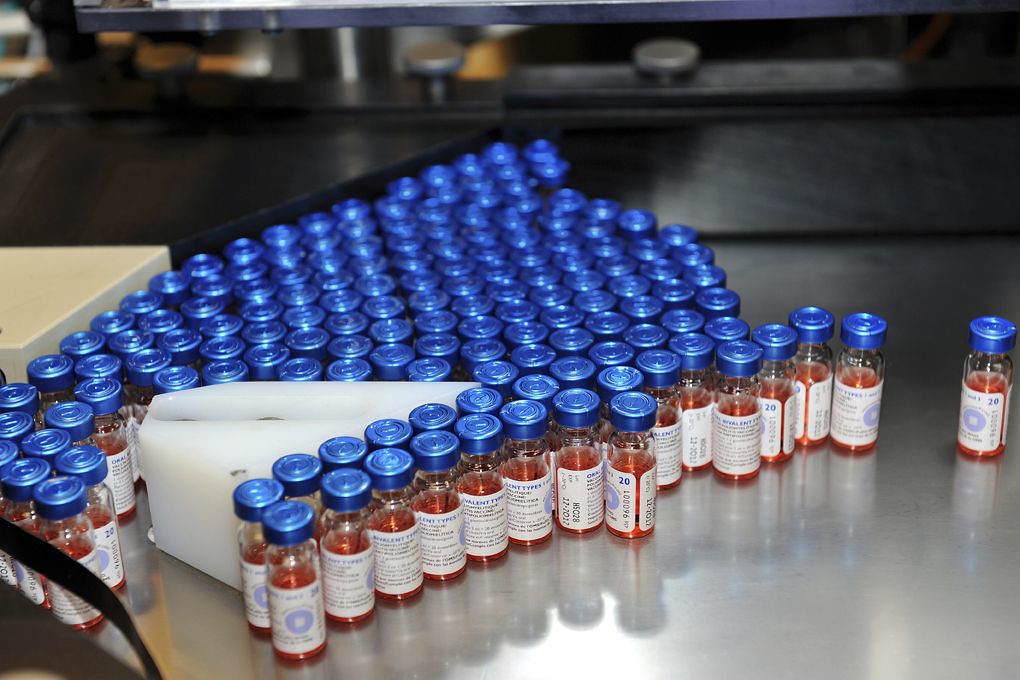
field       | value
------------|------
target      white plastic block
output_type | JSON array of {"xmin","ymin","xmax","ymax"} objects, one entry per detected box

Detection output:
[{"xmin": 138, "ymin": 381, "xmax": 476, "ymax": 589}]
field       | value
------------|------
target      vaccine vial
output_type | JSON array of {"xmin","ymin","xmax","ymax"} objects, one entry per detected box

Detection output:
[
  {"xmin": 788, "ymin": 306, "xmax": 836, "ymax": 446},
  {"xmin": 670, "ymin": 333, "xmax": 715, "ymax": 471},
  {"xmin": 364, "ymin": 419, "xmax": 414, "ymax": 451},
  {"xmin": 125, "ymin": 347, "xmax": 173, "ymax": 482},
  {"xmin": 695, "ymin": 287, "xmax": 740, "ymax": 321},
  {"xmin": 272, "ymin": 454, "xmax": 324, "ymax": 525},
  {"xmin": 958, "ymin": 316, "xmax": 1016, "ymax": 456},
  {"xmin": 499, "ymin": 400, "xmax": 553, "ymax": 546},
  {"xmin": 244, "ymin": 343, "xmax": 291, "ymax": 381},
  {"xmin": 456, "ymin": 387, "xmax": 504, "ymax": 417},
  {"xmin": 511, "ymin": 374, "xmax": 562, "ymax": 464},
  {"xmin": 275, "ymin": 358, "xmax": 319, "ymax": 383},
  {"xmin": 363, "ymin": 448, "xmax": 424, "ymax": 599},
  {"xmin": 455, "ymin": 413, "xmax": 509, "ymax": 561},
  {"xmin": 0, "ymin": 383, "xmax": 41, "ymax": 427},
  {"xmin": 74, "ymin": 378, "xmax": 135, "ymax": 519},
  {"xmin": 408, "ymin": 403, "xmax": 458, "ymax": 435},
  {"xmin": 60, "ymin": 331, "xmax": 107, "ymax": 363},
  {"xmin": 27, "ymin": 354, "xmax": 77, "ymax": 417},
  {"xmin": 596, "ymin": 366, "xmax": 646, "ymax": 459},
  {"xmin": 830, "ymin": 313, "xmax": 888, "ymax": 452},
  {"xmin": 473, "ymin": 361, "xmax": 521, "ymax": 404},
  {"xmin": 44, "ymin": 402, "xmax": 94, "ymax": 446},
  {"xmin": 712, "ymin": 340, "xmax": 764, "ymax": 481},
  {"xmin": 552, "ymin": 388, "xmax": 604, "ymax": 534},
  {"xmin": 368, "ymin": 343, "xmax": 416, "ymax": 381},
  {"xmin": 0, "ymin": 441, "xmax": 18, "ymax": 586},
  {"xmin": 409, "ymin": 430, "xmax": 467, "ymax": 580},
  {"xmin": 262, "ymin": 501, "xmax": 327, "ymax": 660},
  {"xmin": 752, "ymin": 324, "xmax": 798, "ymax": 464},
  {"xmin": 54, "ymin": 446, "xmax": 126, "ymax": 590},
  {"xmin": 635, "ymin": 350, "xmax": 683, "ymax": 490},
  {"xmin": 606, "ymin": 392, "xmax": 658, "ymax": 538},
  {"xmin": 33, "ymin": 476, "xmax": 104, "ymax": 628},
  {"xmin": 1, "ymin": 457, "xmax": 51, "ymax": 606},
  {"xmin": 232, "ymin": 478, "xmax": 285, "ymax": 631},
  {"xmin": 318, "ymin": 437, "xmax": 368, "ymax": 473},
  {"xmin": 158, "ymin": 328, "xmax": 203, "ymax": 371},
  {"xmin": 153, "ymin": 366, "xmax": 201, "ymax": 395},
  {"xmin": 319, "ymin": 469, "xmax": 375, "ymax": 622}
]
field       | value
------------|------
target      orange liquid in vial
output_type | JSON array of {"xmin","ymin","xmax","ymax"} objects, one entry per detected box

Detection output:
[
  {"xmin": 959, "ymin": 371, "xmax": 1010, "ymax": 457},
  {"xmin": 412, "ymin": 490, "xmax": 467, "ymax": 580},
  {"xmin": 760, "ymin": 377, "xmax": 795, "ymax": 464},
  {"xmin": 607, "ymin": 451, "xmax": 655, "ymax": 539},
  {"xmin": 713, "ymin": 394, "xmax": 760, "ymax": 481},
  {"xmin": 84, "ymin": 506, "xmax": 125, "ymax": 591},
  {"xmin": 57, "ymin": 535, "xmax": 105, "ymax": 630},
  {"xmin": 831, "ymin": 366, "xmax": 880, "ymax": 453},
  {"xmin": 242, "ymin": 542, "xmax": 271, "ymax": 631},
  {"xmin": 555, "ymin": 445, "xmax": 603, "ymax": 534},
  {"xmin": 367, "ymin": 509, "xmax": 425, "ymax": 598},
  {"xmin": 795, "ymin": 361, "xmax": 831, "ymax": 447},
  {"xmin": 501, "ymin": 457, "xmax": 552, "ymax": 546},
  {"xmin": 93, "ymin": 435, "xmax": 136, "ymax": 521},
  {"xmin": 456, "ymin": 472, "xmax": 508, "ymax": 562},
  {"xmin": 270, "ymin": 563, "xmax": 326, "ymax": 660},
  {"xmin": 655, "ymin": 405, "xmax": 681, "ymax": 490},
  {"xmin": 680, "ymin": 386, "xmax": 714, "ymax": 471},
  {"xmin": 320, "ymin": 530, "xmax": 375, "ymax": 622}
]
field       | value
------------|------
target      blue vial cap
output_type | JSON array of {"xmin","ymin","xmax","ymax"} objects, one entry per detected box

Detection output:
[
  {"xmin": 272, "ymin": 453, "xmax": 323, "ymax": 498},
  {"xmin": 550, "ymin": 357, "xmax": 597, "ymax": 390},
  {"xmin": 312, "ymin": 262, "xmax": 353, "ymax": 285},
  {"xmin": 661, "ymin": 309, "xmax": 706, "ymax": 335},
  {"xmin": 624, "ymin": 323, "xmax": 669, "ymax": 351},
  {"xmin": 326, "ymin": 358, "xmax": 373, "ymax": 382},
  {"xmin": 407, "ymin": 357, "xmax": 452, "ymax": 382},
  {"xmin": 484, "ymin": 262, "xmax": 520, "ymax": 284},
  {"xmin": 673, "ymin": 243, "xmax": 715, "ymax": 267},
  {"xmin": 203, "ymin": 359, "xmax": 250, "ymax": 385},
  {"xmin": 27, "ymin": 354, "xmax": 75, "ymax": 393},
  {"xmin": 320, "ymin": 290, "xmax": 364, "ymax": 315},
  {"xmin": 153, "ymin": 366, "xmax": 201, "ymax": 394},
  {"xmin": 200, "ymin": 336, "xmax": 247, "ymax": 364},
  {"xmin": 190, "ymin": 275, "xmax": 234, "ymax": 306},
  {"xmin": 233, "ymin": 478, "xmax": 286, "ymax": 522},
  {"xmin": 553, "ymin": 388, "xmax": 601, "ymax": 428},
  {"xmin": 54, "ymin": 445, "xmax": 108, "ymax": 487},
  {"xmin": 608, "ymin": 274, "xmax": 652, "ymax": 300},
  {"xmin": 540, "ymin": 305, "xmax": 584, "ymax": 331},
  {"xmin": 505, "ymin": 322, "xmax": 550, "ymax": 350},
  {"xmin": 408, "ymin": 290, "xmax": 451, "ymax": 315},
  {"xmin": 262, "ymin": 500, "xmax": 315, "ymax": 546},
  {"xmin": 22, "ymin": 429, "xmax": 73, "ymax": 464},
  {"xmin": 354, "ymin": 273, "xmax": 397, "ymax": 298},
  {"xmin": 180, "ymin": 297, "xmax": 225, "ymax": 330},
  {"xmin": 597, "ymin": 365, "xmax": 645, "ymax": 401},
  {"xmin": 752, "ymin": 324, "xmax": 798, "ymax": 362},
  {"xmin": 617, "ymin": 209, "xmax": 656, "ymax": 241},
  {"xmin": 361, "ymin": 295, "xmax": 406, "ymax": 322},
  {"xmin": 267, "ymin": 248, "xmax": 310, "ymax": 272},
  {"xmin": 473, "ymin": 360, "xmax": 520, "ymax": 397},
  {"xmin": 523, "ymin": 138, "xmax": 559, "ymax": 164},
  {"xmin": 574, "ymin": 290, "xmax": 618, "ymax": 316},
  {"xmin": 91, "ymin": 309, "xmax": 135, "ymax": 338},
  {"xmin": 286, "ymin": 328, "xmax": 330, "ymax": 361},
  {"xmin": 620, "ymin": 295, "xmax": 665, "ymax": 324},
  {"xmin": 369, "ymin": 343, "xmax": 415, "ymax": 381},
  {"xmin": 500, "ymin": 399, "xmax": 548, "ymax": 440},
  {"xmin": 138, "ymin": 310, "xmax": 184, "ymax": 337},
  {"xmin": 320, "ymin": 469, "xmax": 373, "ymax": 513},
  {"xmin": 60, "ymin": 331, "xmax": 106, "ymax": 360},
  {"xmin": 183, "ymin": 253, "xmax": 226, "ymax": 280},
  {"xmin": 635, "ymin": 349, "xmax": 682, "ymax": 387},
  {"xmin": 33, "ymin": 476, "xmax": 87, "ymax": 521},
  {"xmin": 43, "ymin": 402, "xmax": 93, "ymax": 442},
  {"xmin": 589, "ymin": 341, "xmax": 636, "ymax": 370},
  {"xmin": 629, "ymin": 237, "xmax": 670, "ymax": 263},
  {"xmin": 244, "ymin": 343, "xmax": 290, "ymax": 381},
  {"xmin": 531, "ymin": 158, "xmax": 570, "ymax": 188},
  {"xmin": 704, "ymin": 316, "xmax": 751, "ymax": 344},
  {"xmin": 519, "ymin": 266, "xmax": 561, "ymax": 290},
  {"xmin": 640, "ymin": 259, "xmax": 684, "ymax": 283},
  {"xmin": 458, "ymin": 315, "xmax": 504, "ymax": 342},
  {"xmin": 277, "ymin": 283, "xmax": 320, "ymax": 309},
  {"xmin": 332, "ymin": 197, "xmax": 373, "ymax": 222},
  {"xmin": 318, "ymin": 437, "xmax": 368, "ymax": 472},
  {"xmin": 461, "ymin": 339, "xmax": 507, "ymax": 373},
  {"xmin": 325, "ymin": 311, "xmax": 370, "ymax": 337},
  {"xmin": 444, "ymin": 275, "xmax": 486, "ymax": 299},
  {"xmin": 549, "ymin": 328, "xmax": 595, "ymax": 357},
  {"xmin": 282, "ymin": 305, "xmax": 326, "ymax": 331},
  {"xmin": 653, "ymin": 279, "xmax": 696, "ymax": 311},
  {"xmin": 684, "ymin": 264, "xmax": 727, "ymax": 290},
  {"xmin": 224, "ymin": 237, "xmax": 266, "ymax": 265},
  {"xmin": 408, "ymin": 403, "xmax": 458, "ymax": 435},
  {"xmin": 400, "ymin": 270, "xmax": 441, "ymax": 296},
  {"xmin": 587, "ymin": 236, "xmax": 625, "ymax": 259},
  {"xmin": 596, "ymin": 255, "xmax": 639, "ymax": 280},
  {"xmin": 788, "ymin": 306, "xmax": 837, "ymax": 344},
  {"xmin": 327, "ymin": 334, "xmax": 373, "ymax": 361},
  {"xmin": 409, "ymin": 431, "xmax": 460, "ymax": 472},
  {"xmin": 581, "ymin": 196, "xmax": 620, "ymax": 224},
  {"xmin": 668, "ymin": 333, "xmax": 715, "ymax": 371},
  {"xmin": 242, "ymin": 320, "xmax": 288, "ymax": 346},
  {"xmin": 415, "ymin": 310, "xmax": 460, "ymax": 337},
  {"xmin": 553, "ymin": 250, "xmax": 596, "ymax": 274},
  {"xmin": 239, "ymin": 300, "xmax": 284, "ymax": 324},
  {"xmin": 451, "ymin": 294, "xmax": 495, "ymax": 320},
  {"xmin": 456, "ymin": 387, "xmax": 503, "ymax": 416},
  {"xmin": 120, "ymin": 290, "xmax": 164, "ymax": 317},
  {"xmin": 563, "ymin": 270, "xmax": 605, "ymax": 294},
  {"xmin": 610, "ymin": 391, "xmax": 658, "ymax": 432},
  {"xmin": 73, "ymin": 378, "xmax": 122, "ymax": 416},
  {"xmin": 511, "ymin": 374, "xmax": 560, "ymax": 410},
  {"xmin": 695, "ymin": 287, "xmax": 741, "ymax": 321},
  {"xmin": 74, "ymin": 354, "xmax": 122, "ymax": 382},
  {"xmin": 969, "ymin": 316, "xmax": 1017, "ymax": 354},
  {"xmin": 0, "ymin": 383, "xmax": 39, "ymax": 416},
  {"xmin": 529, "ymin": 284, "xmax": 572, "ymax": 310},
  {"xmin": 455, "ymin": 413, "xmax": 504, "ymax": 454},
  {"xmin": 0, "ymin": 441, "xmax": 18, "ymax": 470},
  {"xmin": 716, "ymin": 340, "xmax": 764, "ymax": 378},
  {"xmin": 584, "ymin": 311, "xmax": 630, "ymax": 342},
  {"xmin": 228, "ymin": 261, "xmax": 269, "ymax": 284},
  {"xmin": 659, "ymin": 224, "xmax": 698, "ymax": 248},
  {"xmin": 1, "ymin": 457, "xmax": 51, "ymax": 500},
  {"xmin": 495, "ymin": 300, "xmax": 539, "ymax": 325},
  {"xmin": 840, "ymin": 313, "xmax": 888, "ymax": 350},
  {"xmin": 364, "ymin": 448, "xmax": 415, "ymax": 490},
  {"xmin": 125, "ymin": 348, "xmax": 172, "ymax": 387},
  {"xmin": 148, "ymin": 271, "xmax": 191, "ymax": 306},
  {"xmin": 261, "ymin": 224, "xmax": 301, "ymax": 250},
  {"xmin": 108, "ymin": 330, "xmax": 155, "ymax": 361},
  {"xmin": 276, "ymin": 358, "xmax": 321, "ymax": 382},
  {"xmin": 415, "ymin": 333, "xmax": 460, "ymax": 361}
]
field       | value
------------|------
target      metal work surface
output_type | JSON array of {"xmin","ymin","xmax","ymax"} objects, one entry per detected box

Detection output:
[
  {"xmin": 73, "ymin": 0, "xmax": 1020, "ymax": 33},
  {"xmin": 85, "ymin": 235, "xmax": 1020, "ymax": 679}
]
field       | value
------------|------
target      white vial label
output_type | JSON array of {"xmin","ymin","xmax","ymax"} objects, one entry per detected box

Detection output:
[
  {"xmin": 958, "ymin": 382, "xmax": 1010, "ymax": 452},
  {"xmin": 830, "ymin": 380, "xmax": 883, "ymax": 447},
  {"xmin": 504, "ymin": 472, "xmax": 553, "ymax": 543},
  {"xmin": 712, "ymin": 410, "xmax": 761, "ymax": 476},
  {"xmin": 104, "ymin": 447, "xmax": 136, "ymax": 516},
  {"xmin": 369, "ymin": 525, "xmax": 423, "ymax": 596},
  {"xmin": 0, "ymin": 549, "xmax": 17, "ymax": 587},
  {"xmin": 16, "ymin": 562, "xmax": 47, "ymax": 605},
  {"xmin": 93, "ymin": 519, "xmax": 125, "ymax": 589},
  {"xmin": 240, "ymin": 559, "xmax": 270, "ymax": 629},
  {"xmin": 605, "ymin": 466, "xmax": 656, "ymax": 533},
  {"xmin": 461, "ymin": 488, "xmax": 509, "ymax": 558},
  {"xmin": 681, "ymin": 403, "xmax": 713, "ymax": 468},
  {"xmin": 761, "ymin": 397, "xmax": 796, "ymax": 458},
  {"xmin": 50, "ymin": 550, "xmax": 102, "ymax": 626},
  {"xmin": 320, "ymin": 545, "xmax": 374, "ymax": 621},
  {"xmin": 269, "ymin": 580, "xmax": 326, "ymax": 656},
  {"xmin": 556, "ymin": 463, "xmax": 604, "ymax": 531},
  {"xmin": 652, "ymin": 420, "xmax": 682, "ymax": 486},
  {"xmin": 1004, "ymin": 388, "xmax": 1012, "ymax": 444},
  {"xmin": 416, "ymin": 506, "xmax": 466, "ymax": 577},
  {"xmin": 795, "ymin": 375, "xmax": 833, "ymax": 440}
]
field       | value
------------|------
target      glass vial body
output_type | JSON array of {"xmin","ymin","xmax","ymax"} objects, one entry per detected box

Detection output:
[
  {"xmin": 75, "ymin": 378, "xmax": 136, "ymax": 520},
  {"xmin": 266, "ymin": 537, "xmax": 326, "ymax": 659},
  {"xmin": 554, "ymin": 423, "xmax": 604, "ymax": 534},
  {"xmin": 606, "ymin": 394, "xmax": 657, "ymax": 541},
  {"xmin": 5, "ymin": 498, "xmax": 50, "ymax": 607},
  {"xmin": 679, "ymin": 368, "xmax": 714, "ymax": 471},
  {"xmin": 319, "ymin": 508, "xmax": 374, "ymax": 622},
  {"xmin": 39, "ymin": 512, "xmax": 104, "ymax": 628},
  {"xmin": 958, "ymin": 351, "xmax": 1013, "ymax": 456},
  {"xmin": 233, "ymin": 478, "xmax": 284, "ymax": 631},
  {"xmin": 83, "ymin": 481, "xmax": 125, "ymax": 590},
  {"xmin": 366, "ymin": 486, "xmax": 424, "ymax": 598},
  {"xmin": 411, "ymin": 467, "xmax": 466, "ymax": 581},
  {"xmin": 712, "ymin": 341, "xmax": 764, "ymax": 481},
  {"xmin": 499, "ymin": 398, "xmax": 554, "ymax": 547},
  {"xmin": 830, "ymin": 347, "xmax": 886, "ymax": 452},
  {"xmin": 759, "ymin": 359, "xmax": 797, "ymax": 463},
  {"xmin": 644, "ymin": 385, "xmax": 681, "ymax": 490},
  {"xmin": 456, "ymin": 451, "xmax": 509, "ymax": 561},
  {"xmin": 792, "ymin": 343, "xmax": 833, "ymax": 446}
]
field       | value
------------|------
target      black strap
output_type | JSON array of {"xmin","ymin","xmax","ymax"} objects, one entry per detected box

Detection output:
[{"xmin": 0, "ymin": 517, "xmax": 164, "ymax": 680}]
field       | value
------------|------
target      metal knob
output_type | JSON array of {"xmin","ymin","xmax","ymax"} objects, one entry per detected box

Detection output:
[
  {"xmin": 632, "ymin": 38, "xmax": 700, "ymax": 84},
  {"xmin": 403, "ymin": 40, "xmax": 465, "ymax": 103}
]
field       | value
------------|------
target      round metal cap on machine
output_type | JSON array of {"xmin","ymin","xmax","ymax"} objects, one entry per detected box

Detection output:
[{"xmin": 633, "ymin": 38, "xmax": 701, "ymax": 82}]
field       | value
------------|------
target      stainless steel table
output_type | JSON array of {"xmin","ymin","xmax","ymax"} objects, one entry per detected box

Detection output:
[{"xmin": 94, "ymin": 236, "xmax": 1020, "ymax": 679}]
